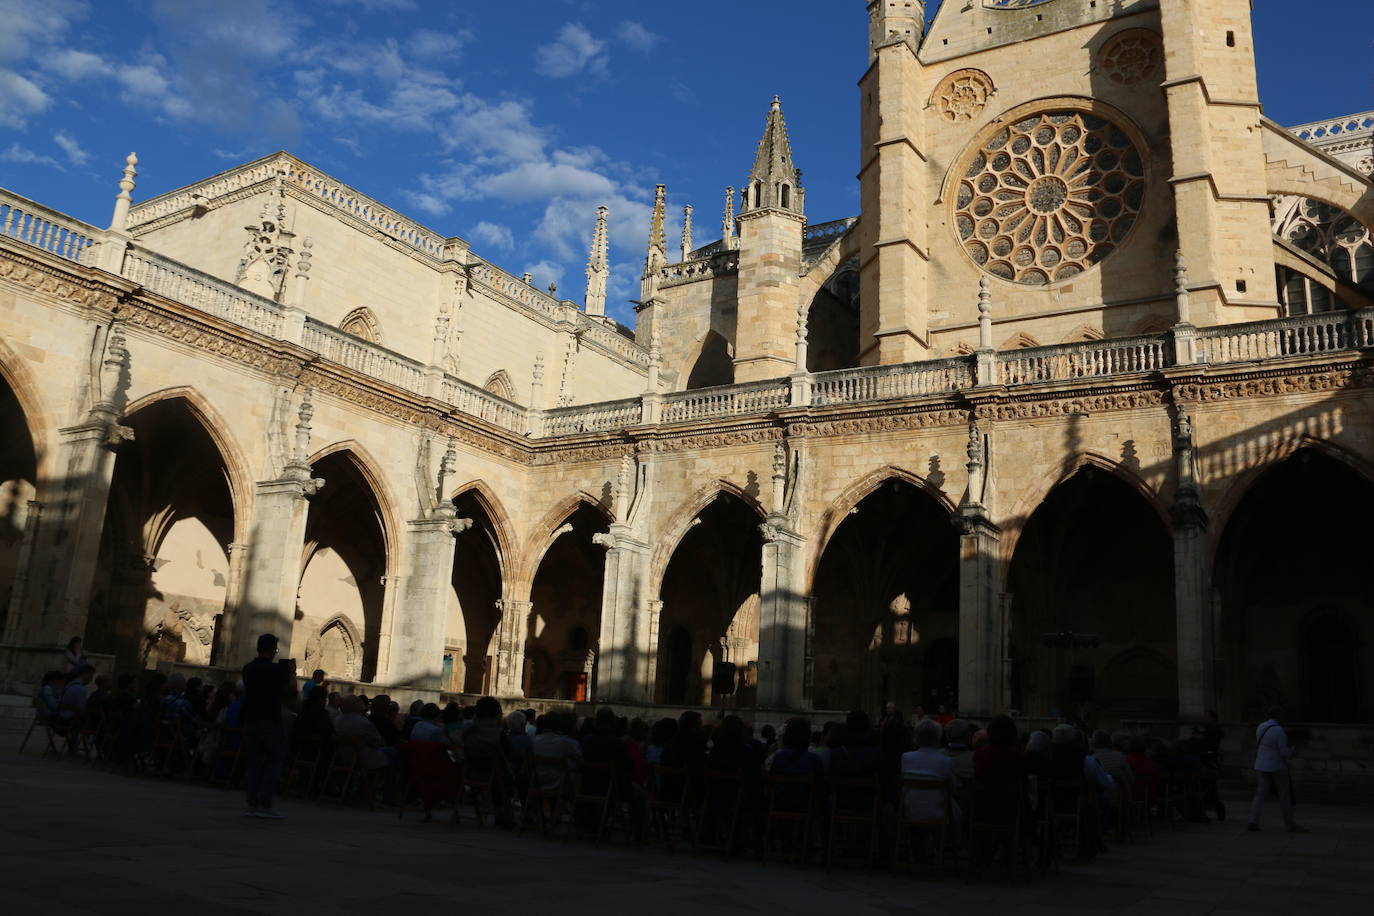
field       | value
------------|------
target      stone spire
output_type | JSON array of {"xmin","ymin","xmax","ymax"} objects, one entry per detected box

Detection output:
[
  {"xmin": 680, "ymin": 205, "xmax": 693, "ymax": 261},
  {"xmin": 722, "ymin": 186, "xmax": 736, "ymax": 250},
  {"xmin": 741, "ymin": 96, "xmax": 804, "ymax": 216},
  {"xmin": 584, "ymin": 205, "xmax": 609, "ymax": 317},
  {"xmin": 640, "ymin": 184, "xmax": 667, "ymax": 304}
]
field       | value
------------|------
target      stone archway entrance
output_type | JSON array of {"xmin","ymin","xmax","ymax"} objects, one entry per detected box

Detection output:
[
  {"xmin": 526, "ymin": 502, "xmax": 607, "ymax": 700},
  {"xmin": 0, "ymin": 371, "xmax": 38, "ymax": 636}
]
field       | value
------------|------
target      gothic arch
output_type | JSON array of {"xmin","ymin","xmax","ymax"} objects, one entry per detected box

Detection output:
[
  {"xmin": 807, "ymin": 466, "xmax": 956, "ymax": 591},
  {"xmin": 447, "ymin": 478, "xmax": 516, "ymax": 577},
  {"xmin": 482, "ymin": 370, "xmax": 516, "ymax": 402},
  {"xmin": 1262, "ymin": 120, "xmax": 1374, "ymax": 231},
  {"xmin": 0, "ymin": 334, "xmax": 54, "ymax": 486},
  {"xmin": 649, "ymin": 480, "xmax": 767, "ymax": 599},
  {"xmin": 514, "ymin": 491, "xmax": 613, "ymax": 598},
  {"xmin": 1000, "ymin": 331, "xmax": 1042, "ymax": 350},
  {"xmin": 306, "ymin": 440, "xmax": 402, "ymax": 572},
  {"xmin": 1209, "ymin": 435, "xmax": 1374, "ymax": 561},
  {"xmin": 1061, "ymin": 325, "xmax": 1104, "ymax": 343},
  {"xmin": 121, "ymin": 386, "xmax": 255, "ymax": 540},
  {"xmin": 1000, "ymin": 451, "xmax": 1168, "ymax": 583},
  {"xmin": 339, "ymin": 307, "xmax": 383, "ymax": 344},
  {"xmin": 312, "ymin": 613, "xmax": 362, "ymax": 682}
]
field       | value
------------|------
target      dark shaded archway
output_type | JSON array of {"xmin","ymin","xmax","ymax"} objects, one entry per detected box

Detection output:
[
  {"xmin": 806, "ymin": 260, "xmax": 859, "ymax": 371},
  {"xmin": 1215, "ymin": 449, "xmax": 1373, "ymax": 722},
  {"xmin": 655, "ymin": 492, "xmax": 764, "ymax": 706},
  {"xmin": 0, "ymin": 372, "xmax": 38, "ymax": 635},
  {"xmin": 297, "ymin": 451, "xmax": 389, "ymax": 683},
  {"xmin": 1007, "ymin": 466, "xmax": 1176, "ymax": 722},
  {"xmin": 526, "ymin": 502, "xmax": 607, "ymax": 700},
  {"xmin": 89, "ymin": 398, "xmax": 235, "ymax": 672},
  {"xmin": 449, "ymin": 490, "xmax": 504, "ymax": 694},
  {"xmin": 811, "ymin": 479, "xmax": 958, "ymax": 714}
]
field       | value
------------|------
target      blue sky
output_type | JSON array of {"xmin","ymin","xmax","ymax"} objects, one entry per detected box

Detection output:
[{"xmin": 1, "ymin": 0, "xmax": 1370, "ymax": 325}]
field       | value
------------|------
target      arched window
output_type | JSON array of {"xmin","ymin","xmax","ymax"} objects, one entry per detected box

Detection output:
[
  {"xmin": 339, "ymin": 307, "xmax": 383, "ymax": 344},
  {"xmin": 780, "ymin": 183, "xmax": 791, "ymax": 209},
  {"xmin": 752, "ymin": 181, "xmax": 763, "ymax": 209},
  {"xmin": 482, "ymin": 370, "xmax": 515, "ymax": 401}
]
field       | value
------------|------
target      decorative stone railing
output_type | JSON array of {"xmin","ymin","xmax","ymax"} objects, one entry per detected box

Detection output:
[
  {"xmin": 661, "ymin": 379, "xmax": 791, "ymax": 423},
  {"xmin": 812, "ymin": 358, "xmax": 973, "ymax": 405},
  {"xmin": 0, "ymin": 190, "xmax": 99, "ymax": 264},
  {"xmin": 803, "ymin": 216, "xmax": 858, "ymax": 244},
  {"xmin": 658, "ymin": 250, "xmax": 741, "ymax": 288},
  {"xmin": 124, "ymin": 247, "xmax": 285, "ymax": 337},
  {"xmin": 300, "ymin": 320, "xmax": 428, "ymax": 393},
  {"xmin": 1289, "ymin": 112, "xmax": 1374, "ymax": 142},
  {"xmin": 997, "ymin": 333, "xmax": 1171, "ymax": 385},
  {"xmin": 439, "ymin": 375, "xmax": 526, "ymax": 432},
  {"xmin": 542, "ymin": 397, "xmax": 642, "ymax": 436},
  {"xmin": 1196, "ymin": 308, "xmax": 1374, "ymax": 364}
]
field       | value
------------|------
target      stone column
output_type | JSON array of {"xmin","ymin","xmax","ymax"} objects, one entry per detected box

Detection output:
[
  {"xmin": 210, "ymin": 541, "xmax": 249, "ymax": 667},
  {"xmin": 387, "ymin": 515, "xmax": 468, "ymax": 689},
  {"xmin": 644, "ymin": 599, "xmax": 664, "ymax": 703},
  {"xmin": 756, "ymin": 517, "xmax": 807, "ymax": 709},
  {"xmin": 1171, "ymin": 406, "xmax": 1214, "ymax": 718},
  {"xmin": 956, "ymin": 509, "xmax": 1004, "ymax": 719},
  {"xmin": 0, "ymin": 499, "xmax": 42, "ymax": 643},
  {"xmin": 493, "ymin": 598, "xmax": 532, "ymax": 698},
  {"xmin": 232, "ymin": 474, "xmax": 319, "ymax": 664},
  {"xmin": 593, "ymin": 527, "xmax": 650, "ymax": 702}
]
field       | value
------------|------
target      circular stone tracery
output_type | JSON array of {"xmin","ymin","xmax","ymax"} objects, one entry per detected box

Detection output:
[
  {"xmin": 954, "ymin": 109, "xmax": 1146, "ymax": 285},
  {"xmin": 1098, "ymin": 29, "xmax": 1164, "ymax": 85}
]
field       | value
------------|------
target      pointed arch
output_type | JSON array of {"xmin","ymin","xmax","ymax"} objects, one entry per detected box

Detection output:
[
  {"xmin": 1061, "ymin": 325, "xmax": 1104, "ymax": 343},
  {"xmin": 513, "ymin": 490, "xmax": 613, "ymax": 597},
  {"xmin": 807, "ymin": 465, "xmax": 957, "ymax": 592},
  {"xmin": 0, "ymin": 333, "xmax": 54, "ymax": 487},
  {"xmin": 1210, "ymin": 435, "xmax": 1374, "ymax": 561},
  {"xmin": 313, "ymin": 613, "xmax": 363, "ymax": 682},
  {"xmin": 448, "ymin": 478, "xmax": 516, "ymax": 576},
  {"xmin": 339, "ymin": 307, "xmax": 383, "ymax": 344},
  {"xmin": 482, "ymin": 370, "xmax": 515, "ymax": 401},
  {"xmin": 1000, "ymin": 331, "xmax": 1042, "ymax": 350},
  {"xmin": 306, "ymin": 440, "xmax": 402, "ymax": 572},
  {"xmin": 649, "ymin": 480, "xmax": 767, "ymax": 600},
  {"xmin": 1130, "ymin": 315, "xmax": 1174, "ymax": 336},
  {"xmin": 121, "ymin": 386, "xmax": 255, "ymax": 541},
  {"xmin": 1000, "ymin": 451, "xmax": 1169, "ymax": 583}
]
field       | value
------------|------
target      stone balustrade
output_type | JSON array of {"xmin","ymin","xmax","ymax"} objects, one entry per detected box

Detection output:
[
  {"xmin": 0, "ymin": 190, "xmax": 98, "ymax": 264},
  {"xmin": 803, "ymin": 216, "xmax": 858, "ymax": 243},
  {"xmin": 439, "ymin": 375, "xmax": 526, "ymax": 432},
  {"xmin": 1195, "ymin": 308, "xmax": 1374, "ymax": 363},
  {"xmin": 124, "ymin": 246, "xmax": 285, "ymax": 338},
  {"xmin": 661, "ymin": 379, "xmax": 792, "ymax": 423},
  {"xmin": 1289, "ymin": 111, "xmax": 1374, "ymax": 142},
  {"xmin": 542, "ymin": 397, "xmax": 643, "ymax": 436},
  {"xmin": 812, "ymin": 357, "xmax": 973, "ymax": 405},
  {"xmin": 657, "ymin": 250, "xmax": 740, "ymax": 288},
  {"xmin": 997, "ymin": 333, "xmax": 1171, "ymax": 385}
]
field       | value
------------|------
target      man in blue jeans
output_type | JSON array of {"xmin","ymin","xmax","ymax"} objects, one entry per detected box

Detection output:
[
  {"xmin": 241, "ymin": 633, "xmax": 290, "ymax": 818},
  {"xmin": 1247, "ymin": 706, "xmax": 1309, "ymax": 833}
]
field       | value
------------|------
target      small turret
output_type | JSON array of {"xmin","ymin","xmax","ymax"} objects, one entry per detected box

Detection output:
[
  {"xmin": 867, "ymin": 0, "xmax": 923, "ymax": 63},
  {"xmin": 740, "ymin": 96, "xmax": 804, "ymax": 218}
]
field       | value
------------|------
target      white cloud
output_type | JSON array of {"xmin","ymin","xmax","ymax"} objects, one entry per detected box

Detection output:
[
  {"xmin": 52, "ymin": 129, "xmax": 88, "ymax": 165},
  {"xmin": 470, "ymin": 221, "xmax": 515, "ymax": 250},
  {"xmin": 408, "ymin": 28, "xmax": 469, "ymax": 60},
  {"xmin": 521, "ymin": 259, "xmax": 566, "ymax": 294},
  {"xmin": 1, "ymin": 142, "xmax": 62, "ymax": 169},
  {"xmin": 476, "ymin": 161, "xmax": 616, "ymax": 201},
  {"xmin": 0, "ymin": 70, "xmax": 48, "ymax": 127},
  {"xmin": 615, "ymin": 21, "xmax": 660, "ymax": 53},
  {"xmin": 44, "ymin": 49, "xmax": 112, "ymax": 80},
  {"xmin": 534, "ymin": 23, "xmax": 607, "ymax": 79}
]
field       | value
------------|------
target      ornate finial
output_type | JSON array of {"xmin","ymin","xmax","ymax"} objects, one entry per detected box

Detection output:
[
  {"xmin": 548, "ymin": 280, "xmax": 558, "ymax": 296},
  {"xmin": 109, "ymin": 152, "xmax": 139, "ymax": 231},
  {"xmin": 649, "ymin": 323, "xmax": 662, "ymax": 369},
  {"xmin": 722, "ymin": 186, "xmax": 736, "ymax": 249},
  {"xmin": 615, "ymin": 453, "xmax": 633, "ymax": 519},
  {"xmin": 584, "ymin": 204, "xmax": 609, "ymax": 317},
  {"xmin": 771, "ymin": 94, "xmax": 781, "ymax": 110},
  {"xmin": 967, "ymin": 418, "xmax": 983, "ymax": 467},
  {"xmin": 770, "ymin": 441, "xmax": 788, "ymax": 515},
  {"xmin": 1174, "ymin": 249, "xmax": 1187, "ymax": 296},
  {"xmin": 772, "ymin": 442, "xmax": 786, "ymax": 479},
  {"xmin": 437, "ymin": 435, "xmax": 457, "ymax": 501},
  {"xmin": 650, "ymin": 184, "xmax": 667, "ymax": 254},
  {"xmin": 680, "ymin": 205, "xmax": 694, "ymax": 261},
  {"xmin": 294, "ymin": 237, "xmax": 313, "ymax": 280},
  {"xmin": 977, "ymin": 276, "xmax": 992, "ymax": 350},
  {"xmin": 522, "ymin": 272, "xmax": 533, "ymax": 285},
  {"xmin": 533, "ymin": 351, "xmax": 545, "ymax": 381}
]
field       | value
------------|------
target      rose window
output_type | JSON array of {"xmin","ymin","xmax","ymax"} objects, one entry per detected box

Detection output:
[{"xmin": 954, "ymin": 110, "xmax": 1146, "ymax": 285}]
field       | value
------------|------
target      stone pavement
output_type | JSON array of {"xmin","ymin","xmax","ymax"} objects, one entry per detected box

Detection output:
[{"xmin": 1, "ymin": 735, "xmax": 1371, "ymax": 916}]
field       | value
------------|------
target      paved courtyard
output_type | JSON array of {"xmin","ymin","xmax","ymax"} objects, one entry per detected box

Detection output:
[{"xmin": 1, "ymin": 735, "xmax": 1371, "ymax": 916}]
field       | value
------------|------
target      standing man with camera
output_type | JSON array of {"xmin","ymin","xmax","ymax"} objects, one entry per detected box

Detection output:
[{"xmin": 242, "ymin": 633, "xmax": 292, "ymax": 819}]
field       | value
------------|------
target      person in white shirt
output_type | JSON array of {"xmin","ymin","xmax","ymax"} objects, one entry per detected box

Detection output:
[
  {"xmin": 900, "ymin": 719, "xmax": 959, "ymax": 822},
  {"xmin": 1246, "ymin": 706, "xmax": 1308, "ymax": 833}
]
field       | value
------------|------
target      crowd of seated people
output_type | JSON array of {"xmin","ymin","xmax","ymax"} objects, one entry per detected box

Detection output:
[{"xmin": 23, "ymin": 656, "xmax": 1235, "ymax": 867}]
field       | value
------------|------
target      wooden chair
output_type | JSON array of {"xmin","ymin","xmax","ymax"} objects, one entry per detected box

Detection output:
[
  {"xmin": 520, "ymin": 754, "xmax": 575, "ymax": 839},
  {"xmin": 825, "ymin": 774, "xmax": 881, "ymax": 870},
  {"xmin": 207, "ymin": 727, "xmax": 245, "ymax": 789},
  {"xmin": 761, "ymin": 772, "xmax": 817, "ymax": 866},
  {"xmin": 967, "ymin": 781, "xmax": 1029, "ymax": 881},
  {"xmin": 571, "ymin": 760, "xmax": 616, "ymax": 842},
  {"xmin": 282, "ymin": 737, "xmax": 327, "ymax": 798},
  {"xmin": 894, "ymin": 776, "xmax": 955, "ymax": 877},
  {"xmin": 319, "ymin": 735, "xmax": 378, "ymax": 809},
  {"xmin": 645, "ymin": 763, "xmax": 695, "ymax": 851},
  {"xmin": 460, "ymin": 755, "xmax": 508, "ymax": 829},
  {"xmin": 693, "ymin": 769, "xmax": 746, "ymax": 858},
  {"xmin": 16, "ymin": 697, "xmax": 53, "ymax": 756},
  {"xmin": 1029, "ymin": 776, "xmax": 1060, "ymax": 874},
  {"xmin": 1052, "ymin": 777, "xmax": 1097, "ymax": 857}
]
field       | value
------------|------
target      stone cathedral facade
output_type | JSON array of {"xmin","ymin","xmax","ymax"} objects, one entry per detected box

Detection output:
[{"xmin": 2, "ymin": 0, "xmax": 1372, "ymax": 736}]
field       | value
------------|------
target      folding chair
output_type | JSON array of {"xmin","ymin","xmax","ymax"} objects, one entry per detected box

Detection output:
[
  {"xmin": 1030, "ymin": 776, "xmax": 1060, "ymax": 874},
  {"xmin": 761, "ymin": 772, "xmax": 817, "ymax": 866},
  {"xmin": 894, "ymin": 776, "xmax": 955, "ymax": 877},
  {"xmin": 645, "ymin": 763, "xmax": 695, "ymax": 851},
  {"xmin": 967, "ymin": 781, "xmax": 1029, "ymax": 881},
  {"xmin": 207, "ymin": 727, "xmax": 245, "ymax": 788},
  {"xmin": 461, "ymin": 755, "xmax": 510, "ymax": 829},
  {"xmin": 16, "ymin": 697, "xmax": 51, "ymax": 756},
  {"xmin": 398, "ymin": 741, "xmax": 462, "ymax": 822},
  {"xmin": 282, "ymin": 737, "xmax": 326, "ymax": 798},
  {"xmin": 693, "ymin": 769, "xmax": 746, "ymax": 858},
  {"xmin": 825, "ymin": 774, "xmax": 881, "ymax": 870},
  {"xmin": 572, "ymin": 760, "xmax": 616, "ymax": 842},
  {"xmin": 319, "ymin": 735, "xmax": 378, "ymax": 809}
]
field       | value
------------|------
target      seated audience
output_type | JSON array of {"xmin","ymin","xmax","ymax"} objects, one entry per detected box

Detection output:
[{"xmin": 900, "ymin": 718, "xmax": 958, "ymax": 822}]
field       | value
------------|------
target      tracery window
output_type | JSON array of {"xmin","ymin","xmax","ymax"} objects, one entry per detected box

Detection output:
[
  {"xmin": 339, "ymin": 307, "xmax": 382, "ymax": 344},
  {"xmin": 954, "ymin": 108, "xmax": 1145, "ymax": 285},
  {"xmin": 1273, "ymin": 197, "xmax": 1373, "ymax": 315}
]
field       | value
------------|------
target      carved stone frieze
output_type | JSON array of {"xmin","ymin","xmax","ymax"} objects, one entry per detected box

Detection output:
[
  {"xmin": 989, "ymin": 389, "xmax": 1165, "ymax": 420},
  {"xmin": 0, "ymin": 249, "xmax": 121, "ymax": 311},
  {"xmin": 790, "ymin": 408, "xmax": 968, "ymax": 437},
  {"xmin": 640, "ymin": 426, "xmax": 784, "ymax": 454},
  {"xmin": 1173, "ymin": 366, "xmax": 1370, "ymax": 403}
]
